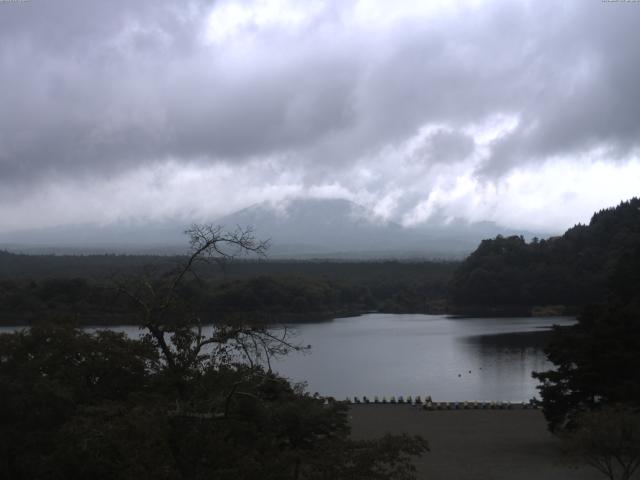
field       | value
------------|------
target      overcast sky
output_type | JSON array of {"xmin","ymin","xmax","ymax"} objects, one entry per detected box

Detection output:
[{"xmin": 1, "ymin": 0, "xmax": 639, "ymax": 234}]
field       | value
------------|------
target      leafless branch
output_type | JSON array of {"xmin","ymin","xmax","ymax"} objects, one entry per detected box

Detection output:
[{"xmin": 111, "ymin": 223, "xmax": 306, "ymax": 376}]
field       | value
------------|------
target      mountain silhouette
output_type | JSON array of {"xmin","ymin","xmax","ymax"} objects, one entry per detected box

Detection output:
[
  {"xmin": 214, "ymin": 198, "xmax": 545, "ymax": 259},
  {"xmin": 0, "ymin": 198, "xmax": 548, "ymax": 258}
]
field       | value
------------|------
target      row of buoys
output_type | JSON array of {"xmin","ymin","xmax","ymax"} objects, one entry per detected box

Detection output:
[
  {"xmin": 338, "ymin": 397, "xmax": 539, "ymax": 410},
  {"xmin": 345, "ymin": 395, "xmax": 432, "ymax": 405},
  {"xmin": 421, "ymin": 400, "xmax": 538, "ymax": 410}
]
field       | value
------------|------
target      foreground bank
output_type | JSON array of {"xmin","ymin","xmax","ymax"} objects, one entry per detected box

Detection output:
[{"xmin": 349, "ymin": 405, "xmax": 600, "ymax": 480}]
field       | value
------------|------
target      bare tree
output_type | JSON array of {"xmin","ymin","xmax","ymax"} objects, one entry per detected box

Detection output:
[{"xmin": 115, "ymin": 224, "xmax": 304, "ymax": 375}]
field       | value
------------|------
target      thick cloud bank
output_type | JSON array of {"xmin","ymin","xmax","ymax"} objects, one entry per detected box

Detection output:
[{"xmin": 1, "ymin": 0, "xmax": 639, "ymax": 233}]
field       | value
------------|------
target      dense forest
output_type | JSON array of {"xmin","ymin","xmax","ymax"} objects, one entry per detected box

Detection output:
[
  {"xmin": 450, "ymin": 198, "xmax": 640, "ymax": 314},
  {"xmin": 0, "ymin": 255, "xmax": 455, "ymax": 326},
  {"xmin": 531, "ymin": 213, "xmax": 640, "ymax": 446}
]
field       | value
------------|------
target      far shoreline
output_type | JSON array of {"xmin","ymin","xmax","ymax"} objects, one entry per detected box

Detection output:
[{"xmin": 0, "ymin": 309, "xmax": 577, "ymax": 328}]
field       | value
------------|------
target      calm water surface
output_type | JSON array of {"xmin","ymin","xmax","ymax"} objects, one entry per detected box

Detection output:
[
  {"xmin": 0, "ymin": 313, "xmax": 575, "ymax": 402},
  {"xmin": 272, "ymin": 313, "xmax": 575, "ymax": 402}
]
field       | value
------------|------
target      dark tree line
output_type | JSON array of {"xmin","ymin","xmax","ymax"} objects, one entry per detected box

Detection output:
[
  {"xmin": 451, "ymin": 198, "xmax": 640, "ymax": 312},
  {"xmin": 0, "ymin": 250, "xmax": 456, "ymax": 284},
  {"xmin": 0, "ymin": 263, "xmax": 453, "ymax": 326},
  {"xmin": 533, "ymin": 242, "xmax": 640, "ymax": 431}
]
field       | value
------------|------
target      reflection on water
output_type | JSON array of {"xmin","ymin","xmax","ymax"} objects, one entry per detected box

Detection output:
[
  {"xmin": 0, "ymin": 314, "xmax": 576, "ymax": 402},
  {"xmin": 459, "ymin": 330, "xmax": 557, "ymax": 400},
  {"xmin": 271, "ymin": 314, "xmax": 575, "ymax": 402}
]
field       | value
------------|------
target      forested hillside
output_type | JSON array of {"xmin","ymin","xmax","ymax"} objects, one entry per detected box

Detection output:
[{"xmin": 450, "ymin": 198, "xmax": 640, "ymax": 313}]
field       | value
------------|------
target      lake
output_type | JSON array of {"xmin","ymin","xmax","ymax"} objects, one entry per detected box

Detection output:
[
  {"xmin": 271, "ymin": 313, "xmax": 575, "ymax": 402},
  {"xmin": 0, "ymin": 313, "xmax": 575, "ymax": 402}
]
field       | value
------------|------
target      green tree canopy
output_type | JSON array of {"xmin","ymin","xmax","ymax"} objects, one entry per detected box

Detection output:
[
  {"xmin": 451, "ymin": 197, "xmax": 640, "ymax": 311},
  {"xmin": 533, "ymin": 242, "xmax": 640, "ymax": 432}
]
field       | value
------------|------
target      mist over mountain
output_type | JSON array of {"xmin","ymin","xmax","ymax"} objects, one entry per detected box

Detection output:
[
  {"xmin": 216, "ymin": 198, "xmax": 533, "ymax": 258},
  {"xmin": 0, "ymin": 198, "xmax": 549, "ymax": 258}
]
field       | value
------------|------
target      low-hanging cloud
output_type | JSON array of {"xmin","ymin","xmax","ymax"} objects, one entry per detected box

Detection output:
[{"xmin": 1, "ymin": 0, "xmax": 639, "ymax": 233}]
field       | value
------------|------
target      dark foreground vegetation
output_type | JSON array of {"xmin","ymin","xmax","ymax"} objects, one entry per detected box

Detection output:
[
  {"xmin": 0, "ymin": 323, "xmax": 428, "ymax": 480},
  {"xmin": 499, "ymin": 199, "xmax": 640, "ymax": 480},
  {"xmin": 532, "ymin": 242, "xmax": 640, "ymax": 480},
  {"xmin": 532, "ymin": 229, "xmax": 640, "ymax": 426},
  {"xmin": 0, "ymin": 226, "xmax": 428, "ymax": 480}
]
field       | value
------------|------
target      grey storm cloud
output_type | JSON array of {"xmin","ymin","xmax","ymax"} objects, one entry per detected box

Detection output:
[
  {"xmin": 0, "ymin": 0, "xmax": 639, "ymax": 231},
  {"xmin": 478, "ymin": 2, "xmax": 640, "ymax": 176},
  {"xmin": 413, "ymin": 130, "xmax": 476, "ymax": 166}
]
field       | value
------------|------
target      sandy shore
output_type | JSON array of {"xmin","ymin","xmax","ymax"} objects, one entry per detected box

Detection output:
[{"xmin": 349, "ymin": 405, "xmax": 603, "ymax": 480}]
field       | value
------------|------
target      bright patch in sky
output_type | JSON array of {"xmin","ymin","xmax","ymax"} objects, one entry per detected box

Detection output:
[
  {"xmin": 1, "ymin": 0, "xmax": 640, "ymax": 235},
  {"xmin": 204, "ymin": 0, "xmax": 325, "ymax": 44}
]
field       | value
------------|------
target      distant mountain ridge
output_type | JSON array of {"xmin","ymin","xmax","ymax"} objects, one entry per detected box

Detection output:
[
  {"xmin": 215, "ymin": 198, "xmax": 405, "ymax": 256},
  {"xmin": 0, "ymin": 198, "xmax": 549, "ymax": 258},
  {"xmin": 195, "ymin": 198, "xmax": 545, "ymax": 259}
]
